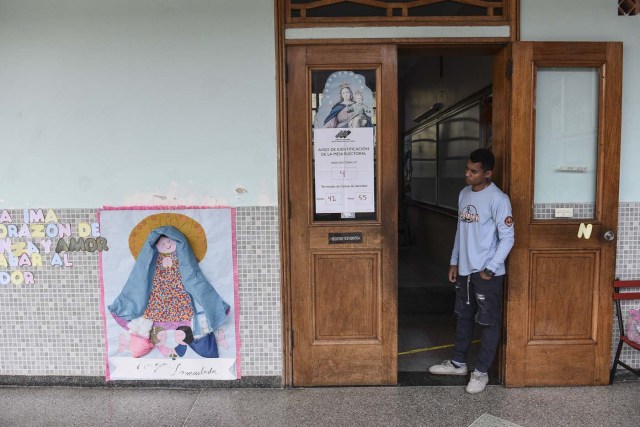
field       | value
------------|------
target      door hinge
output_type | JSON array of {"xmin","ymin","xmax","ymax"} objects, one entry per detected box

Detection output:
[
  {"xmin": 285, "ymin": 63, "xmax": 289, "ymax": 84},
  {"xmin": 506, "ymin": 59, "xmax": 513, "ymax": 80}
]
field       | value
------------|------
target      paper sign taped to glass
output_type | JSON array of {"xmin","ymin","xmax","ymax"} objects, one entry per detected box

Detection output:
[
  {"xmin": 313, "ymin": 128, "xmax": 375, "ymax": 214},
  {"xmin": 99, "ymin": 207, "xmax": 240, "ymax": 381},
  {"xmin": 312, "ymin": 70, "xmax": 376, "ymax": 215}
]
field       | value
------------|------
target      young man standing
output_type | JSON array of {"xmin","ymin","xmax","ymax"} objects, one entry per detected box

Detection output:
[{"xmin": 429, "ymin": 148, "xmax": 515, "ymax": 394}]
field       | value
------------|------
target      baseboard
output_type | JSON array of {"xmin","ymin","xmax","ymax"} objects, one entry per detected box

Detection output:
[{"xmin": 0, "ymin": 375, "xmax": 283, "ymax": 388}]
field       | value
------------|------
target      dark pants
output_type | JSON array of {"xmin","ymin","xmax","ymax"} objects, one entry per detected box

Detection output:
[{"xmin": 452, "ymin": 272, "xmax": 504, "ymax": 373}]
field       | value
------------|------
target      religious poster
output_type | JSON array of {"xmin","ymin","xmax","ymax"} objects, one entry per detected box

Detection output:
[
  {"xmin": 313, "ymin": 71, "xmax": 376, "ymax": 215},
  {"xmin": 99, "ymin": 206, "xmax": 240, "ymax": 381}
]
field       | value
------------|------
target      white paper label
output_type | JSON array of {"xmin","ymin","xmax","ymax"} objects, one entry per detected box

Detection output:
[
  {"xmin": 313, "ymin": 128, "xmax": 375, "ymax": 214},
  {"xmin": 554, "ymin": 207, "xmax": 574, "ymax": 218}
]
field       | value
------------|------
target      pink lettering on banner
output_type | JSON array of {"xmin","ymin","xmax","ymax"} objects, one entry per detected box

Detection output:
[
  {"xmin": 18, "ymin": 224, "xmax": 31, "ymax": 239},
  {"xmin": 57, "ymin": 223, "xmax": 71, "ymax": 238},
  {"xmin": 28, "ymin": 209, "xmax": 45, "ymax": 224},
  {"xmin": 23, "ymin": 271, "xmax": 35, "ymax": 285},
  {"xmin": 18, "ymin": 253, "xmax": 31, "ymax": 267},
  {"xmin": 40, "ymin": 239, "xmax": 52, "ymax": 254},
  {"xmin": 0, "ymin": 210, "xmax": 11, "ymax": 224},
  {"xmin": 0, "ymin": 238, "xmax": 11, "ymax": 254}
]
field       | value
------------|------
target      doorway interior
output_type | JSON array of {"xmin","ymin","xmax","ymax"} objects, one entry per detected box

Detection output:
[{"xmin": 396, "ymin": 47, "xmax": 498, "ymax": 386}]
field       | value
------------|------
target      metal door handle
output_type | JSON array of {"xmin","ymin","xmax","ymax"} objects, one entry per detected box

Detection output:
[{"xmin": 603, "ymin": 230, "xmax": 615, "ymax": 241}]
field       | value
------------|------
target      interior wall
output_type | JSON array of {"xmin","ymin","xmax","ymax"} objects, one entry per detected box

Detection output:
[
  {"xmin": 400, "ymin": 53, "xmax": 493, "ymax": 260},
  {"xmin": 405, "ymin": 206, "xmax": 456, "ymax": 267},
  {"xmin": 0, "ymin": 0, "xmax": 277, "ymax": 208},
  {"xmin": 402, "ymin": 54, "xmax": 492, "ymax": 132}
]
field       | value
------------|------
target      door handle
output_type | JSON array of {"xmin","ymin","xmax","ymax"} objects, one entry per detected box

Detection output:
[{"xmin": 603, "ymin": 230, "xmax": 615, "ymax": 241}]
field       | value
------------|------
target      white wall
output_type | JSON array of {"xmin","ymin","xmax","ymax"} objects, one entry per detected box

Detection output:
[
  {"xmin": 521, "ymin": 0, "xmax": 640, "ymax": 202},
  {"xmin": 0, "ymin": 0, "xmax": 277, "ymax": 207}
]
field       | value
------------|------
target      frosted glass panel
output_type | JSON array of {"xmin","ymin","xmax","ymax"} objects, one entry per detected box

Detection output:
[{"xmin": 534, "ymin": 67, "xmax": 599, "ymax": 220}]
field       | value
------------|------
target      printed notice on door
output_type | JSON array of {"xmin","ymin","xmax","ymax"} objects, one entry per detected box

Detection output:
[{"xmin": 313, "ymin": 127, "xmax": 375, "ymax": 214}]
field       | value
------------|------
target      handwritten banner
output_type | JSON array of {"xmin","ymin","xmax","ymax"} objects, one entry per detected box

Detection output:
[{"xmin": 109, "ymin": 357, "xmax": 237, "ymax": 380}]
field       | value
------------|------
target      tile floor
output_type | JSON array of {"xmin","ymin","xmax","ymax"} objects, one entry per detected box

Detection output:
[
  {"xmin": 1, "ymin": 382, "xmax": 638, "ymax": 426},
  {"xmin": 398, "ymin": 246, "xmax": 490, "ymax": 386}
]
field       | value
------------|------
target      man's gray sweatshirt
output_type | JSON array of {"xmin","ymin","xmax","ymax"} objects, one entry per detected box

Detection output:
[{"xmin": 450, "ymin": 182, "xmax": 515, "ymax": 276}]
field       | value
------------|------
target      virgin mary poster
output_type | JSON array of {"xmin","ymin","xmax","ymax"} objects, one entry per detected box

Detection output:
[
  {"xmin": 99, "ymin": 206, "xmax": 240, "ymax": 380},
  {"xmin": 313, "ymin": 71, "xmax": 376, "ymax": 214}
]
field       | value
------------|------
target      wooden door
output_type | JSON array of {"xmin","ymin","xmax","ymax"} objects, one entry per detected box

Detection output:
[
  {"xmin": 503, "ymin": 42, "xmax": 622, "ymax": 386},
  {"xmin": 286, "ymin": 45, "xmax": 397, "ymax": 386}
]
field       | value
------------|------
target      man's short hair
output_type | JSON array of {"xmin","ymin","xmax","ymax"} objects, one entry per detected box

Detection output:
[{"xmin": 469, "ymin": 148, "xmax": 495, "ymax": 172}]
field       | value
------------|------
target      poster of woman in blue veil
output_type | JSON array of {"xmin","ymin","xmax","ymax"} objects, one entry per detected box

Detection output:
[{"xmin": 99, "ymin": 207, "xmax": 240, "ymax": 381}]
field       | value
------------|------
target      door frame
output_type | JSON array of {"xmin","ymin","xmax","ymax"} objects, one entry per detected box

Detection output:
[
  {"xmin": 274, "ymin": 0, "xmax": 522, "ymax": 390},
  {"xmin": 277, "ymin": 39, "xmax": 514, "ymax": 388}
]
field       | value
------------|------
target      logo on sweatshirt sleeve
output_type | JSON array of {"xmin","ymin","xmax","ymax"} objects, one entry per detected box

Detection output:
[{"xmin": 505, "ymin": 216, "xmax": 513, "ymax": 227}]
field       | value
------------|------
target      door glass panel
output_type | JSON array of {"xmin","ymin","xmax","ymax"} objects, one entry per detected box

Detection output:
[
  {"xmin": 311, "ymin": 70, "xmax": 377, "ymax": 221},
  {"xmin": 533, "ymin": 67, "xmax": 599, "ymax": 220},
  {"xmin": 410, "ymin": 124, "xmax": 437, "ymax": 204},
  {"xmin": 438, "ymin": 103, "xmax": 481, "ymax": 210}
]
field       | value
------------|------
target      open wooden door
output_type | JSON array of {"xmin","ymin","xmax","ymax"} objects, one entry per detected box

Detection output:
[
  {"xmin": 501, "ymin": 42, "xmax": 622, "ymax": 386},
  {"xmin": 286, "ymin": 45, "xmax": 398, "ymax": 386}
]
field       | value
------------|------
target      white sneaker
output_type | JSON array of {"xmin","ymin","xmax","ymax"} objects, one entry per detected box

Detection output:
[
  {"xmin": 466, "ymin": 370, "xmax": 489, "ymax": 394},
  {"xmin": 428, "ymin": 360, "xmax": 468, "ymax": 376}
]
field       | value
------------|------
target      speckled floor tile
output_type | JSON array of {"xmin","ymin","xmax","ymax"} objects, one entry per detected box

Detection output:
[
  {"xmin": 184, "ymin": 383, "xmax": 640, "ymax": 427},
  {"xmin": 0, "ymin": 382, "xmax": 638, "ymax": 427},
  {"xmin": 0, "ymin": 386, "xmax": 200, "ymax": 427},
  {"xmin": 470, "ymin": 413, "xmax": 522, "ymax": 427}
]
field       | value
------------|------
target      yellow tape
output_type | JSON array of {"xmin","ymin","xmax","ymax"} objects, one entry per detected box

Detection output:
[{"xmin": 398, "ymin": 339, "xmax": 480, "ymax": 356}]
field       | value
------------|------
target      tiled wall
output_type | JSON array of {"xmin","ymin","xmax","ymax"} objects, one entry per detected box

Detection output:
[
  {"xmin": 235, "ymin": 206, "xmax": 282, "ymax": 375},
  {"xmin": 0, "ymin": 207, "xmax": 282, "ymax": 378},
  {"xmin": 533, "ymin": 202, "xmax": 595, "ymax": 220},
  {"xmin": 613, "ymin": 202, "xmax": 640, "ymax": 371},
  {"xmin": 0, "ymin": 203, "xmax": 637, "ymax": 379},
  {"xmin": 0, "ymin": 209, "xmax": 103, "ymax": 375},
  {"xmin": 535, "ymin": 202, "xmax": 640, "ymax": 371}
]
